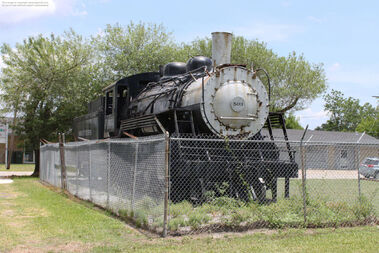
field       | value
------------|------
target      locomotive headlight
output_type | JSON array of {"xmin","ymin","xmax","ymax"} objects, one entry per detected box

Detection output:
[
  {"xmin": 213, "ymin": 80, "xmax": 258, "ymax": 129},
  {"xmin": 200, "ymin": 66, "xmax": 269, "ymax": 138}
]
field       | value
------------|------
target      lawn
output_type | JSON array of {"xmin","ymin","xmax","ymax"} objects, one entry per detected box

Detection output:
[
  {"xmin": 0, "ymin": 163, "xmax": 34, "ymax": 171},
  {"xmin": 276, "ymin": 178, "xmax": 379, "ymax": 215},
  {"xmin": 0, "ymin": 178, "xmax": 378, "ymax": 252}
]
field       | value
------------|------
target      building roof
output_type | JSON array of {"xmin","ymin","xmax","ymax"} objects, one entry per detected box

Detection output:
[{"xmin": 261, "ymin": 128, "xmax": 379, "ymax": 144}]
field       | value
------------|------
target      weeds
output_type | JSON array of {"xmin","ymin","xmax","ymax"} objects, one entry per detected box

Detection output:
[
  {"xmin": 167, "ymin": 194, "xmax": 377, "ymax": 232},
  {"xmin": 353, "ymin": 196, "xmax": 374, "ymax": 220},
  {"xmin": 188, "ymin": 212, "xmax": 211, "ymax": 229}
]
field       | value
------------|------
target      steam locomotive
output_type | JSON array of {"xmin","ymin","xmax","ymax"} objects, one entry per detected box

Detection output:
[{"xmin": 73, "ymin": 32, "xmax": 298, "ymax": 203}]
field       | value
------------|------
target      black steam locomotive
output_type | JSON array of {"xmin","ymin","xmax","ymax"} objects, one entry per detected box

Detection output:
[{"xmin": 73, "ymin": 32, "xmax": 298, "ymax": 203}]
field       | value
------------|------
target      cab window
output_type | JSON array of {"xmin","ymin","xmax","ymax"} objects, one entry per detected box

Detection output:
[{"xmin": 106, "ymin": 90, "xmax": 113, "ymax": 115}]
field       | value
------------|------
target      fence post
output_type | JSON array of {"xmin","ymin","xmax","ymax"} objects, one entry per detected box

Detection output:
[
  {"xmin": 76, "ymin": 145, "xmax": 80, "ymax": 196},
  {"xmin": 300, "ymin": 126, "xmax": 308, "ymax": 225},
  {"xmin": 162, "ymin": 132, "xmax": 170, "ymax": 237},
  {"xmin": 107, "ymin": 141, "xmax": 111, "ymax": 208},
  {"xmin": 131, "ymin": 142, "xmax": 139, "ymax": 212},
  {"xmin": 356, "ymin": 132, "xmax": 365, "ymax": 199},
  {"xmin": 58, "ymin": 133, "xmax": 67, "ymax": 190},
  {"xmin": 40, "ymin": 142, "xmax": 43, "ymax": 182},
  {"xmin": 52, "ymin": 146, "xmax": 55, "ymax": 186},
  {"xmin": 89, "ymin": 143, "xmax": 92, "ymax": 201}
]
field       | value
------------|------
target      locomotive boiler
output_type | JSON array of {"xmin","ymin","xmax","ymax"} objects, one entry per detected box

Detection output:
[{"xmin": 73, "ymin": 32, "xmax": 298, "ymax": 203}]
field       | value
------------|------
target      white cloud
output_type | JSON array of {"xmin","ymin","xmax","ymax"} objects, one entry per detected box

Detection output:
[
  {"xmin": 297, "ymin": 108, "xmax": 329, "ymax": 119},
  {"xmin": 326, "ymin": 63, "xmax": 379, "ymax": 89},
  {"xmin": 307, "ymin": 16, "xmax": 326, "ymax": 24},
  {"xmin": 0, "ymin": 0, "xmax": 87, "ymax": 24},
  {"xmin": 281, "ymin": 1, "xmax": 291, "ymax": 7},
  {"xmin": 295, "ymin": 107, "xmax": 330, "ymax": 129},
  {"xmin": 71, "ymin": 9, "xmax": 87, "ymax": 16},
  {"xmin": 295, "ymin": 63, "xmax": 379, "ymax": 129},
  {"xmin": 328, "ymin": 62, "xmax": 341, "ymax": 72},
  {"xmin": 234, "ymin": 23, "xmax": 304, "ymax": 42},
  {"xmin": 95, "ymin": 27, "xmax": 104, "ymax": 37}
]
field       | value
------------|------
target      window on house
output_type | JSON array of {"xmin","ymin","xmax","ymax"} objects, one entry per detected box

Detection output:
[
  {"xmin": 24, "ymin": 144, "xmax": 35, "ymax": 163},
  {"xmin": 23, "ymin": 150, "xmax": 34, "ymax": 163}
]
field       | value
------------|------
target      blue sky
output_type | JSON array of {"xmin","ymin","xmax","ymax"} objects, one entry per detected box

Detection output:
[{"xmin": 0, "ymin": 0, "xmax": 378, "ymax": 129}]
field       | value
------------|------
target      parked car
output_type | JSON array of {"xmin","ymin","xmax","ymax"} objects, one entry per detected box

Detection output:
[{"xmin": 359, "ymin": 157, "xmax": 379, "ymax": 179}]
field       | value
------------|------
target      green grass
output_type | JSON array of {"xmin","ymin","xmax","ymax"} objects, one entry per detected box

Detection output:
[
  {"xmin": 166, "ymin": 178, "xmax": 378, "ymax": 232},
  {"xmin": 0, "ymin": 163, "xmax": 34, "ymax": 171},
  {"xmin": 168, "ymin": 196, "xmax": 376, "ymax": 232},
  {"xmin": 276, "ymin": 178, "xmax": 379, "ymax": 215},
  {"xmin": 0, "ymin": 178, "xmax": 378, "ymax": 252}
]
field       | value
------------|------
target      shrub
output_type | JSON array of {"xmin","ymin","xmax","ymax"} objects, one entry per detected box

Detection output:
[
  {"xmin": 168, "ymin": 216, "xmax": 187, "ymax": 230},
  {"xmin": 353, "ymin": 196, "xmax": 374, "ymax": 220},
  {"xmin": 134, "ymin": 209, "xmax": 148, "ymax": 228},
  {"xmin": 188, "ymin": 212, "xmax": 211, "ymax": 229},
  {"xmin": 170, "ymin": 201, "xmax": 193, "ymax": 217}
]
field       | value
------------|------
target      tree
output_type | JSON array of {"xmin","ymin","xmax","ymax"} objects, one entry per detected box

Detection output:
[
  {"xmin": 92, "ymin": 22, "xmax": 179, "ymax": 82},
  {"xmin": 285, "ymin": 112, "xmax": 304, "ymax": 130},
  {"xmin": 0, "ymin": 30, "xmax": 99, "ymax": 176},
  {"xmin": 356, "ymin": 110, "xmax": 379, "ymax": 138},
  {"xmin": 176, "ymin": 36, "xmax": 327, "ymax": 112},
  {"xmin": 317, "ymin": 90, "xmax": 377, "ymax": 133},
  {"xmin": 94, "ymin": 26, "xmax": 327, "ymax": 112}
]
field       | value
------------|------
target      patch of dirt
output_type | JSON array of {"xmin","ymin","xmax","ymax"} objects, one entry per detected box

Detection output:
[
  {"xmin": 0, "ymin": 202, "xmax": 16, "ymax": 208},
  {"xmin": 304, "ymin": 229, "xmax": 316, "ymax": 235},
  {"xmin": 6, "ymin": 220, "xmax": 27, "ymax": 229},
  {"xmin": 0, "ymin": 192, "xmax": 20, "ymax": 199},
  {"xmin": 1, "ymin": 209, "xmax": 16, "ymax": 217},
  {"xmin": 20, "ymin": 207, "xmax": 49, "ymax": 218},
  {"xmin": 0, "ymin": 205, "xmax": 48, "ymax": 219},
  {"xmin": 164, "ymin": 217, "xmax": 379, "ymax": 237},
  {"xmin": 209, "ymin": 228, "xmax": 278, "ymax": 239},
  {"xmin": 9, "ymin": 241, "xmax": 96, "ymax": 253}
]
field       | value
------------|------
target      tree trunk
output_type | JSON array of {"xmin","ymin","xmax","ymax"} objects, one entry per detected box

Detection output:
[
  {"xmin": 6, "ymin": 111, "xmax": 18, "ymax": 170},
  {"xmin": 31, "ymin": 148, "xmax": 40, "ymax": 177}
]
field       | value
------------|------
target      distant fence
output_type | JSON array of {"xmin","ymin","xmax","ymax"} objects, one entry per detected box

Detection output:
[{"xmin": 40, "ymin": 135, "xmax": 379, "ymax": 236}]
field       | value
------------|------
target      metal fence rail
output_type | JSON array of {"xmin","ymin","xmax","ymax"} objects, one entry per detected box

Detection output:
[{"xmin": 40, "ymin": 134, "xmax": 379, "ymax": 236}]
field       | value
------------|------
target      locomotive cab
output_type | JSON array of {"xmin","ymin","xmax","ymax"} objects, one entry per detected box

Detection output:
[
  {"xmin": 102, "ymin": 72, "xmax": 161, "ymax": 138},
  {"xmin": 102, "ymin": 82, "xmax": 129, "ymax": 137}
]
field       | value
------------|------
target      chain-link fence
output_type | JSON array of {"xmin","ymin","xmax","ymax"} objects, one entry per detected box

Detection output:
[
  {"xmin": 167, "ymin": 135, "xmax": 379, "ymax": 235},
  {"xmin": 40, "ymin": 135, "xmax": 167, "ymax": 233},
  {"xmin": 40, "ymin": 134, "xmax": 379, "ymax": 236}
]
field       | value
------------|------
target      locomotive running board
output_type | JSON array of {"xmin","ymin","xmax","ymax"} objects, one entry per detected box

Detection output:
[{"xmin": 120, "ymin": 115, "xmax": 166, "ymax": 134}]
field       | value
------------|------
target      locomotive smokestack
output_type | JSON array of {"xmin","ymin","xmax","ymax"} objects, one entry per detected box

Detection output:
[{"xmin": 212, "ymin": 32, "xmax": 232, "ymax": 67}]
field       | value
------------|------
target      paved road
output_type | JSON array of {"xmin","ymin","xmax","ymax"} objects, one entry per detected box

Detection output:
[
  {"xmin": 0, "ymin": 171, "xmax": 33, "ymax": 177},
  {"xmin": 298, "ymin": 170, "xmax": 359, "ymax": 179},
  {"xmin": 0, "ymin": 178, "xmax": 13, "ymax": 184}
]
